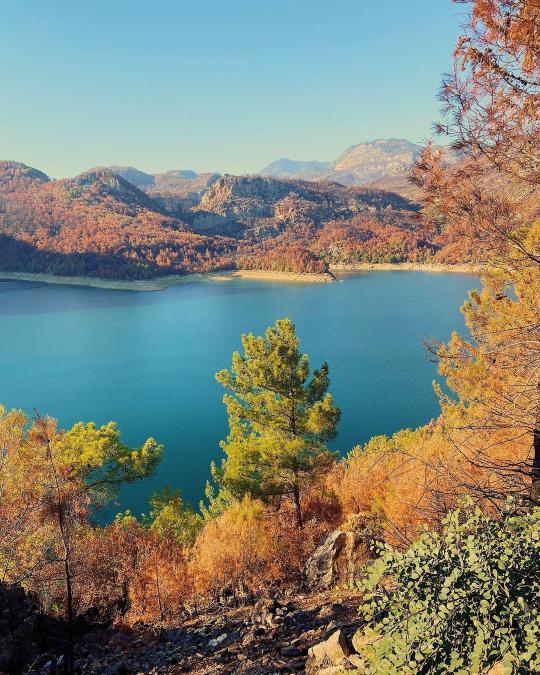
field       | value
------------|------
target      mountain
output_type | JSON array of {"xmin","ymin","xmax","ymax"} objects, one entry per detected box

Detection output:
[
  {"xmin": 194, "ymin": 174, "xmax": 415, "ymax": 235},
  {"xmin": 0, "ymin": 159, "xmax": 467, "ymax": 280},
  {"xmin": 0, "ymin": 160, "xmax": 50, "ymax": 191},
  {"xmin": 259, "ymin": 158, "xmax": 331, "ymax": 179},
  {"xmin": 92, "ymin": 165, "xmax": 155, "ymax": 188},
  {"xmin": 0, "ymin": 162, "xmax": 237, "ymax": 278},
  {"xmin": 332, "ymin": 138, "xmax": 421, "ymax": 181},
  {"xmin": 94, "ymin": 165, "xmax": 221, "ymax": 197},
  {"xmin": 259, "ymin": 138, "xmax": 423, "ymax": 194}
]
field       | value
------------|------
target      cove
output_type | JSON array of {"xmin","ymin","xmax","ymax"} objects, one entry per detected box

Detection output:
[{"xmin": 0, "ymin": 271, "xmax": 479, "ymax": 517}]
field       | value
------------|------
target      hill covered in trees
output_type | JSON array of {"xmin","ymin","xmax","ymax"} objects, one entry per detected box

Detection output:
[{"xmin": 0, "ymin": 160, "xmax": 478, "ymax": 280}]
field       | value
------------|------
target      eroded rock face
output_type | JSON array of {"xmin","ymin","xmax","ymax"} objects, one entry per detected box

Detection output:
[{"xmin": 195, "ymin": 174, "xmax": 393, "ymax": 240}]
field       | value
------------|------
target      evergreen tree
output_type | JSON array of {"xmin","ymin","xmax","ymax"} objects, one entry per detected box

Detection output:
[{"xmin": 213, "ymin": 318, "xmax": 340, "ymax": 527}]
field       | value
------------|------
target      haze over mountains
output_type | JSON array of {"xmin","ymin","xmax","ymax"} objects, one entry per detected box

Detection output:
[
  {"xmin": 259, "ymin": 138, "xmax": 422, "ymax": 194},
  {"xmin": 95, "ymin": 139, "xmax": 423, "ymax": 199},
  {"xmin": 0, "ymin": 139, "xmax": 471, "ymax": 280}
]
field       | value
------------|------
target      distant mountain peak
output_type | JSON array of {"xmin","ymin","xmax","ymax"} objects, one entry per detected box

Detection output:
[
  {"xmin": 259, "ymin": 158, "xmax": 331, "ymax": 179},
  {"xmin": 258, "ymin": 138, "xmax": 423, "ymax": 192},
  {"xmin": 90, "ymin": 166, "xmax": 156, "ymax": 188}
]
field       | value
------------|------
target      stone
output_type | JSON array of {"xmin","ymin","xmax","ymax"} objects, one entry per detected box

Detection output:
[
  {"xmin": 486, "ymin": 664, "xmax": 505, "ymax": 675},
  {"xmin": 306, "ymin": 628, "xmax": 352, "ymax": 673},
  {"xmin": 304, "ymin": 531, "xmax": 347, "ymax": 590},
  {"xmin": 348, "ymin": 653, "xmax": 366, "ymax": 668},
  {"xmin": 251, "ymin": 598, "xmax": 280, "ymax": 626},
  {"xmin": 305, "ymin": 515, "xmax": 381, "ymax": 590},
  {"xmin": 351, "ymin": 627, "xmax": 380, "ymax": 655},
  {"xmin": 208, "ymin": 633, "xmax": 228, "ymax": 649},
  {"xmin": 287, "ymin": 660, "xmax": 305, "ymax": 671}
]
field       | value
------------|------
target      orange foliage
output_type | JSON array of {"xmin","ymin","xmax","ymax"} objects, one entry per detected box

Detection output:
[{"xmin": 190, "ymin": 496, "xmax": 336, "ymax": 601}]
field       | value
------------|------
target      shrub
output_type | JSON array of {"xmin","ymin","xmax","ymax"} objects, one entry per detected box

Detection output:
[{"xmin": 355, "ymin": 501, "xmax": 540, "ymax": 674}]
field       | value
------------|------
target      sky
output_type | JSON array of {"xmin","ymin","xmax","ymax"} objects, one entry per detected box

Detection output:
[{"xmin": 0, "ymin": 1, "xmax": 463, "ymax": 178}]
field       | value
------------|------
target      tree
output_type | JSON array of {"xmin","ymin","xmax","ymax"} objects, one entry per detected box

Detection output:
[
  {"xmin": 213, "ymin": 318, "xmax": 340, "ymax": 527},
  {"xmin": 144, "ymin": 487, "xmax": 202, "ymax": 547},
  {"xmin": 432, "ymin": 245, "xmax": 540, "ymax": 504},
  {"xmin": 0, "ymin": 410, "xmax": 162, "ymax": 672},
  {"xmin": 411, "ymin": 0, "xmax": 540, "ymax": 506}
]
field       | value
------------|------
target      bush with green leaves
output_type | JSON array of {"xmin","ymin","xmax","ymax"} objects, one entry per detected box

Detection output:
[{"xmin": 355, "ymin": 500, "xmax": 540, "ymax": 674}]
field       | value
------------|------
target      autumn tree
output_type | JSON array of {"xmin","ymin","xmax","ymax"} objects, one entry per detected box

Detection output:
[
  {"xmin": 0, "ymin": 410, "xmax": 162, "ymax": 671},
  {"xmin": 213, "ymin": 318, "xmax": 340, "ymax": 527},
  {"xmin": 411, "ymin": 0, "xmax": 540, "ymax": 505}
]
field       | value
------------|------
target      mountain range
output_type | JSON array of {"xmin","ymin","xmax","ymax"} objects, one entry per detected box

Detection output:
[
  {"xmin": 97, "ymin": 138, "xmax": 424, "ymax": 199},
  {"xmin": 0, "ymin": 139, "xmax": 471, "ymax": 280}
]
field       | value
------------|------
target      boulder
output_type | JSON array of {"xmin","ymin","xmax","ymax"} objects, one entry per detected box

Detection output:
[
  {"xmin": 251, "ymin": 597, "xmax": 280, "ymax": 626},
  {"xmin": 304, "ymin": 515, "xmax": 381, "ymax": 590}
]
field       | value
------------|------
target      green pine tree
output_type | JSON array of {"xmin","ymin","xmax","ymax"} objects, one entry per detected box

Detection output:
[{"xmin": 213, "ymin": 318, "xmax": 340, "ymax": 527}]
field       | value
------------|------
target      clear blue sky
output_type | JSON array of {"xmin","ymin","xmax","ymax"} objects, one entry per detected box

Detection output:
[{"xmin": 1, "ymin": 1, "xmax": 462, "ymax": 178}]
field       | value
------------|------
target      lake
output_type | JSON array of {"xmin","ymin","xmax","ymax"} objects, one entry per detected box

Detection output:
[{"xmin": 0, "ymin": 271, "xmax": 478, "ymax": 517}]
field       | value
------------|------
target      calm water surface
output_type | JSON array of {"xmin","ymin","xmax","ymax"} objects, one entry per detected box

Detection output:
[{"xmin": 0, "ymin": 272, "xmax": 478, "ymax": 516}]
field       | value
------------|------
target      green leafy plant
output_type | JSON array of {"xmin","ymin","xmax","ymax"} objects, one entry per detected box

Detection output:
[{"xmin": 355, "ymin": 500, "xmax": 540, "ymax": 674}]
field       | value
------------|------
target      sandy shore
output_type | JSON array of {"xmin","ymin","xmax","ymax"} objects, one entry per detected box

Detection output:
[
  {"xmin": 0, "ymin": 269, "xmax": 334, "ymax": 291},
  {"xmin": 0, "ymin": 264, "xmax": 480, "ymax": 292},
  {"xmin": 330, "ymin": 262, "xmax": 483, "ymax": 275},
  {"xmin": 224, "ymin": 270, "xmax": 335, "ymax": 283}
]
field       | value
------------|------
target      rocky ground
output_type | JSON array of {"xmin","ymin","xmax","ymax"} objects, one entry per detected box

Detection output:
[{"xmin": 26, "ymin": 592, "xmax": 364, "ymax": 674}]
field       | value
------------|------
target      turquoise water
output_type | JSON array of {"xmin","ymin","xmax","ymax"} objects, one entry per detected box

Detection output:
[{"xmin": 0, "ymin": 272, "xmax": 478, "ymax": 517}]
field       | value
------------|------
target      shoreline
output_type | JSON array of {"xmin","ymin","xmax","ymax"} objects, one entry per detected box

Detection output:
[
  {"xmin": 0, "ymin": 269, "xmax": 334, "ymax": 291},
  {"xmin": 0, "ymin": 263, "xmax": 481, "ymax": 292},
  {"xmin": 330, "ymin": 262, "xmax": 483, "ymax": 275}
]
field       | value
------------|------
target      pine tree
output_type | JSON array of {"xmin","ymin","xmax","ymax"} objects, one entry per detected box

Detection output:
[{"xmin": 213, "ymin": 318, "xmax": 340, "ymax": 527}]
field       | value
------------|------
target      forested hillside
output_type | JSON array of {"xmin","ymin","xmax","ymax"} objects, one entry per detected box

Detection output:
[{"xmin": 0, "ymin": 159, "xmax": 479, "ymax": 279}]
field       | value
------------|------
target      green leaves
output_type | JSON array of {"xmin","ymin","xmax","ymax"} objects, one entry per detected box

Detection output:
[
  {"xmin": 356, "ymin": 502, "xmax": 540, "ymax": 673},
  {"xmin": 213, "ymin": 318, "xmax": 340, "ymax": 526},
  {"xmin": 144, "ymin": 487, "xmax": 202, "ymax": 547},
  {"xmin": 54, "ymin": 421, "xmax": 162, "ymax": 488}
]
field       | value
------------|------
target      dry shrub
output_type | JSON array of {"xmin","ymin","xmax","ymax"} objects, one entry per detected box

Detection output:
[
  {"xmin": 328, "ymin": 425, "xmax": 481, "ymax": 546},
  {"xmin": 189, "ymin": 495, "xmax": 335, "ymax": 601},
  {"xmin": 69, "ymin": 521, "xmax": 190, "ymax": 624},
  {"xmin": 126, "ymin": 531, "xmax": 190, "ymax": 623}
]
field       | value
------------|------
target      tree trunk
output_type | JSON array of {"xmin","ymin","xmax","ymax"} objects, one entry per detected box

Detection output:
[
  {"xmin": 63, "ymin": 552, "xmax": 75, "ymax": 674},
  {"xmin": 293, "ymin": 479, "xmax": 303, "ymax": 529},
  {"xmin": 530, "ymin": 387, "xmax": 540, "ymax": 504}
]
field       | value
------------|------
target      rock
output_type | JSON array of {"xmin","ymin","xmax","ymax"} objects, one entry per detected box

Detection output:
[
  {"xmin": 351, "ymin": 627, "xmax": 380, "ymax": 655},
  {"xmin": 251, "ymin": 597, "xmax": 280, "ymax": 626},
  {"xmin": 348, "ymin": 653, "xmax": 366, "ymax": 668},
  {"xmin": 304, "ymin": 515, "xmax": 381, "ymax": 590},
  {"xmin": 162, "ymin": 628, "xmax": 186, "ymax": 643},
  {"xmin": 208, "ymin": 633, "xmax": 228, "ymax": 649},
  {"xmin": 486, "ymin": 664, "xmax": 505, "ymax": 675},
  {"xmin": 306, "ymin": 628, "xmax": 352, "ymax": 673},
  {"xmin": 280, "ymin": 646, "xmax": 301, "ymax": 657},
  {"xmin": 304, "ymin": 531, "xmax": 347, "ymax": 590}
]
